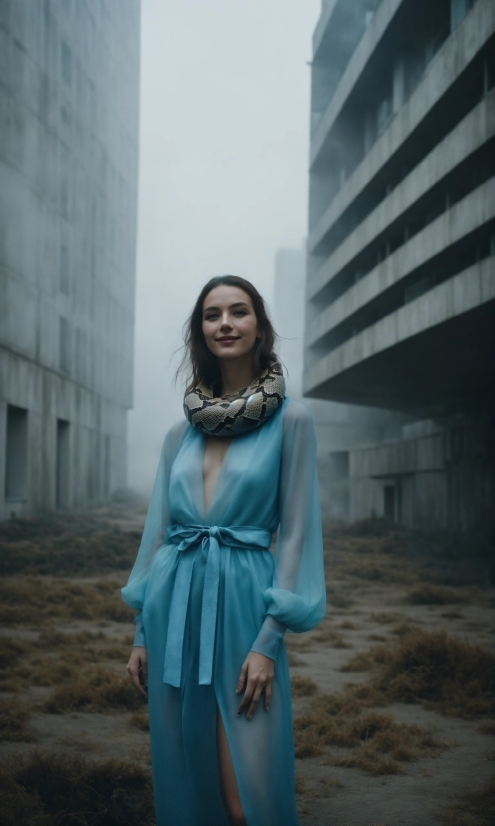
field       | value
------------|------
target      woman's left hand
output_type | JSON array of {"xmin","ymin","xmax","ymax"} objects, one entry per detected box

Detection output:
[{"xmin": 236, "ymin": 651, "xmax": 274, "ymax": 720}]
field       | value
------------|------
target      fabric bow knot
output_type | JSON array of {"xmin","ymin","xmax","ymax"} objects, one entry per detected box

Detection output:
[{"xmin": 163, "ymin": 523, "xmax": 272, "ymax": 687}]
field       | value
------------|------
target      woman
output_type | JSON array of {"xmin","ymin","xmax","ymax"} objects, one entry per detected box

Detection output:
[{"xmin": 123, "ymin": 276, "xmax": 326, "ymax": 826}]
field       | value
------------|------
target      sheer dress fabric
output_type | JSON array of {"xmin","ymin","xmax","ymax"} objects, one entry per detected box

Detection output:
[{"xmin": 121, "ymin": 399, "xmax": 326, "ymax": 826}]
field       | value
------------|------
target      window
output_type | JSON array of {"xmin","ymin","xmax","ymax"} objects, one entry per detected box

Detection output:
[
  {"xmin": 5, "ymin": 406, "xmax": 28, "ymax": 501},
  {"xmin": 56, "ymin": 420, "xmax": 70, "ymax": 509},
  {"xmin": 384, "ymin": 485, "xmax": 396, "ymax": 521},
  {"xmin": 404, "ymin": 276, "xmax": 434, "ymax": 304}
]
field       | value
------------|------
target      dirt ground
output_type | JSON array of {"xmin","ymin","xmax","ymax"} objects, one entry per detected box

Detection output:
[{"xmin": 0, "ymin": 509, "xmax": 493, "ymax": 826}]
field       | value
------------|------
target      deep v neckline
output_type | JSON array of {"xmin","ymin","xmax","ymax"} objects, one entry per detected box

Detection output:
[{"xmin": 202, "ymin": 436, "xmax": 234, "ymax": 519}]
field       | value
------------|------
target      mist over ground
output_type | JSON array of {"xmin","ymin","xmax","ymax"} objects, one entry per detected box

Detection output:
[{"xmin": 128, "ymin": 0, "xmax": 320, "ymax": 492}]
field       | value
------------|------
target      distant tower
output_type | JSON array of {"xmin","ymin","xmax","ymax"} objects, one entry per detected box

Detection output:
[
  {"xmin": 305, "ymin": 0, "xmax": 495, "ymax": 533},
  {"xmin": 0, "ymin": 1, "xmax": 141, "ymax": 518}
]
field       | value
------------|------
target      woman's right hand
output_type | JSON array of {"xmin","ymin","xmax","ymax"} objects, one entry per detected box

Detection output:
[{"xmin": 127, "ymin": 646, "xmax": 148, "ymax": 699}]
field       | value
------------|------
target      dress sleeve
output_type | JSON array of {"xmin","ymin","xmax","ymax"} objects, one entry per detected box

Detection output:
[
  {"xmin": 250, "ymin": 401, "xmax": 326, "ymax": 660},
  {"xmin": 121, "ymin": 419, "xmax": 188, "ymax": 647}
]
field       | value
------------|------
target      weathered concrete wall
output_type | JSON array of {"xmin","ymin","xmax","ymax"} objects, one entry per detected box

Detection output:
[
  {"xmin": 350, "ymin": 414, "xmax": 494, "ymax": 534},
  {"xmin": 309, "ymin": 0, "xmax": 495, "ymax": 250},
  {"xmin": 306, "ymin": 0, "xmax": 495, "ymax": 534},
  {"xmin": 308, "ymin": 87, "xmax": 495, "ymax": 303},
  {"xmin": 0, "ymin": 1, "xmax": 140, "ymax": 518},
  {"xmin": 304, "ymin": 259, "xmax": 495, "ymax": 408},
  {"xmin": 272, "ymin": 247, "xmax": 410, "ymax": 521}
]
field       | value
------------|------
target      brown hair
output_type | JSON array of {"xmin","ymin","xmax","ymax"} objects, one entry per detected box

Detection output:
[{"xmin": 179, "ymin": 275, "xmax": 278, "ymax": 395}]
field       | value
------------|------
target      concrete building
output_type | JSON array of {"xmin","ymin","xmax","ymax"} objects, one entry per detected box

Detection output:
[
  {"xmin": 0, "ymin": 1, "xmax": 140, "ymax": 519},
  {"xmin": 272, "ymin": 247, "xmax": 409, "ymax": 521},
  {"xmin": 305, "ymin": 0, "xmax": 495, "ymax": 535}
]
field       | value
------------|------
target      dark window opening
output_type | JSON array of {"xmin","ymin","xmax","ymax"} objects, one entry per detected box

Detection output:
[
  {"xmin": 5, "ymin": 406, "xmax": 28, "ymax": 501},
  {"xmin": 56, "ymin": 420, "xmax": 70, "ymax": 509},
  {"xmin": 384, "ymin": 485, "xmax": 396, "ymax": 521}
]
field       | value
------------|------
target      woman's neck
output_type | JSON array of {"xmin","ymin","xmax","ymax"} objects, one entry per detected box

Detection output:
[{"xmin": 219, "ymin": 355, "xmax": 257, "ymax": 396}]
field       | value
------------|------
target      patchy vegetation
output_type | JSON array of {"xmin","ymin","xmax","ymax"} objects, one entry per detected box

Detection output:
[
  {"xmin": 43, "ymin": 667, "xmax": 143, "ymax": 714},
  {"xmin": 406, "ymin": 584, "xmax": 469, "ymax": 605},
  {"xmin": 0, "ymin": 512, "xmax": 141, "ymax": 577},
  {"xmin": 0, "ymin": 510, "xmax": 493, "ymax": 823},
  {"xmin": 291, "ymin": 676, "xmax": 318, "ymax": 699},
  {"xmin": 0, "ymin": 697, "xmax": 36, "ymax": 742},
  {"xmin": 374, "ymin": 630, "xmax": 495, "ymax": 717},
  {"xmin": 294, "ymin": 687, "xmax": 445, "ymax": 774},
  {"xmin": 436, "ymin": 778, "xmax": 495, "ymax": 826},
  {"xmin": 340, "ymin": 630, "xmax": 495, "ymax": 718},
  {"xmin": 0, "ymin": 631, "xmax": 133, "ymax": 694},
  {"xmin": 0, "ymin": 577, "xmax": 133, "ymax": 626},
  {"xmin": 0, "ymin": 751, "xmax": 154, "ymax": 826}
]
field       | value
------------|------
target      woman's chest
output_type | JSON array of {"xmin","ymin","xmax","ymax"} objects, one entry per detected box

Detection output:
[
  {"xmin": 203, "ymin": 437, "xmax": 234, "ymax": 513},
  {"xmin": 169, "ymin": 418, "xmax": 284, "ymax": 525}
]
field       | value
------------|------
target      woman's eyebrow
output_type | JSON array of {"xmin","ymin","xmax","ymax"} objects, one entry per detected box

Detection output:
[{"xmin": 203, "ymin": 302, "xmax": 250, "ymax": 313}]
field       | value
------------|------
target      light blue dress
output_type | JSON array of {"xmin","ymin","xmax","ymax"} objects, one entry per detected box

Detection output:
[{"xmin": 122, "ymin": 399, "xmax": 326, "ymax": 826}]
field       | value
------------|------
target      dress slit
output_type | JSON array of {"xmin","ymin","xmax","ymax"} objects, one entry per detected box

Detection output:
[{"xmin": 216, "ymin": 703, "xmax": 246, "ymax": 823}]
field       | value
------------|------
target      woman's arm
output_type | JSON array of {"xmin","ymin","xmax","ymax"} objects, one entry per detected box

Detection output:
[
  {"xmin": 123, "ymin": 420, "xmax": 188, "ymax": 689},
  {"xmin": 237, "ymin": 402, "xmax": 326, "ymax": 716}
]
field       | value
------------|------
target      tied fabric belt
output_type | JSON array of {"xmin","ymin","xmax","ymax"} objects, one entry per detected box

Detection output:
[{"xmin": 163, "ymin": 524, "xmax": 272, "ymax": 687}]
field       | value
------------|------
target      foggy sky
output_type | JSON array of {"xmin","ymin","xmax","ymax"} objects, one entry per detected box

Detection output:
[{"xmin": 128, "ymin": 0, "xmax": 320, "ymax": 491}]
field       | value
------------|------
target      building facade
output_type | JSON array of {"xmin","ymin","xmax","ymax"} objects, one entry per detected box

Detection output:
[
  {"xmin": 272, "ymin": 247, "xmax": 409, "ymax": 521},
  {"xmin": 0, "ymin": 1, "xmax": 141, "ymax": 519},
  {"xmin": 305, "ymin": 0, "xmax": 495, "ymax": 534}
]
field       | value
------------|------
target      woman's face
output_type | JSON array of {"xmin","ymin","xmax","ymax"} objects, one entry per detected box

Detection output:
[{"xmin": 202, "ymin": 285, "xmax": 259, "ymax": 361}]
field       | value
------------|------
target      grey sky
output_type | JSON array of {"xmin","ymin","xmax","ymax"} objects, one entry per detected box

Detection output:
[{"xmin": 128, "ymin": 0, "xmax": 320, "ymax": 490}]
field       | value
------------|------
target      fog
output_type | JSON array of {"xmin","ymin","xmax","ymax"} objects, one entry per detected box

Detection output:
[{"xmin": 128, "ymin": 0, "xmax": 320, "ymax": 492}]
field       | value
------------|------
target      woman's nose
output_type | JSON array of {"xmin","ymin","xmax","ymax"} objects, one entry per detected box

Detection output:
[{"xmin": 220, "ymin": 315, "xmax": 233, "ymax": 329}]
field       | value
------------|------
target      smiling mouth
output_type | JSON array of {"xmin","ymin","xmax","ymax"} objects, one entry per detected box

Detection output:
[{"xmin": 216, "ymin": 337, "xmax": 240, "ymax": 342}]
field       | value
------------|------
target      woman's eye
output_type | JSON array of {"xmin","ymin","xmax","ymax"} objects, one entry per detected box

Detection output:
[
  {"xmin": 234, "ymin": 310, "xmax": 247, "ymax": 316},
  {"xmin": 205, "ymin": 314, "xmax": 218, "ymax": 321}
]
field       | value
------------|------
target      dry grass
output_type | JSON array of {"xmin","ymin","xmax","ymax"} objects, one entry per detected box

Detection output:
[
  {"xmin": 312, "ymin": 627, "xmax": 352, "ymax": 649},
  {"xmin": 129, "ymin": 708, "xmax": 150, "ymax": 731},
  {"xmin": 291, "ymin": 676, "xmax": 318, "ymax": 699},
  {"xmin": 0, "ymin": 631, "xmax": 133, "ymax": 694},
  {"xmin": 369, "ymin": 611, "xmax": 409, "ymax": 625},
  {"xmin": 436, "ymin": 778, "xmax": 495, "ymax": 826},
  {"xmin": 0, "ymin": 513, "xmax": 141, "ymax": 577},
  {"xmin": 0, "ymin": 697, "xmax": 36, "ymax": 742},
  {"xmin": 325, "ymin": 518, "xmax": 494, "ymax": 588},
  {"xmin": 0, "ymin": 750, "xmax": 154, "ymax": 826},
  {"xmin": 406, "ymin": 584, "xmax": 469, "ymax": 605},
  {"xmin": 339, "ymin": 630, "xmax": 495, "ymax": 717},
  {"xmin": 294, "ymin": 689, "xmax": 445, "ymax": 773},
  {"xmin": 43, "ymin": 667, "xmax": 143, "ymax": 714},
  {"xmin": 327, "ymin": 590, "xmax": 355, "ymax": 610},
  {"xmin": 374, "ymin": 631, "xmax": 495, "ymax": 717},
  {"xmin": 0, "ymin": 577, "xmax": 133, "ymax": 626},
  {"xmin": 478, "ymin": 721, "xmax": 495, "ymax": 735}
]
